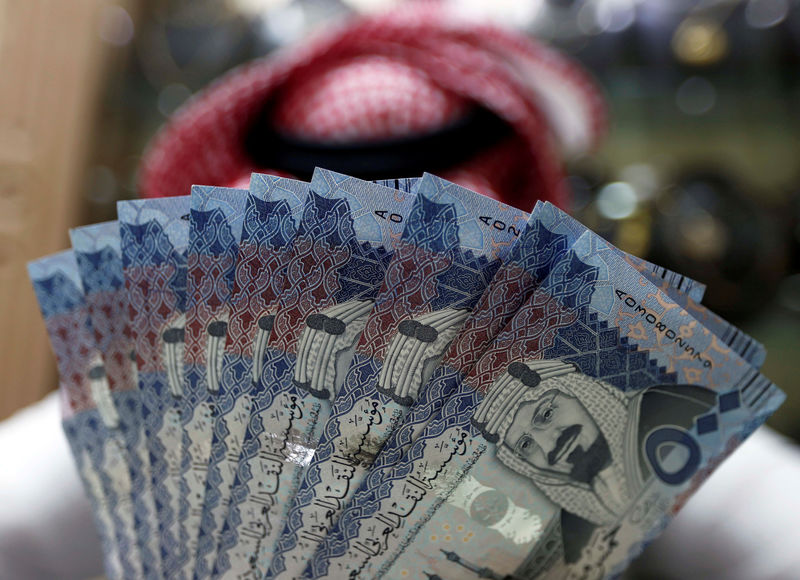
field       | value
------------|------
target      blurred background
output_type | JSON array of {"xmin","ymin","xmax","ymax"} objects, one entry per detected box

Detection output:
[{"xmin": 2, "ymin": 0, "xmax": 799, "ymax": 441}]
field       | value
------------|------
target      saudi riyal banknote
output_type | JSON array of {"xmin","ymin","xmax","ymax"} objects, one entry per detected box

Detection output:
[
  {"xmin": 299, "ymin": 194, "xmax": 715, "ymax": 579},
  {"xmin": 29, "ymin": 251, "xmax": 138, "ymax": 580},
  {"xmin": 70, "ymin": 221, "xmax": 161, "ymax": 578},
  {"xmin": 29, "ymin": 167, "xmax": 787, "ymax": 580},
  {"xmin": 119, "ymin": 196, "xmax": 190, "ymax": 575},
  {"xmin": 193, "ymin": 175, "xmax": 311, "ymax": 579},
  {"xmin": 332, "ymin": 198, "xmax": 749, "ymax": 506},
  {"xmin": 267, "ymin": 174, "xmax": 529, "ymax": 578},
  {"xmin": 176, "ymin": 186, "xmax": 248, "ymax": 579},
  {"xmin": 213, "ymin": 170, "xmax": 417, "ymax": 578},
  {"xmin": 307, "ymin": 226, "xmax": 784, "ymax": 580}
]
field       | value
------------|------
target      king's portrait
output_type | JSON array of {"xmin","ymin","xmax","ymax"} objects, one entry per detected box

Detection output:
[{"xmin": 472, "ymin": 359, "xmax": 717, "ymax": 567}]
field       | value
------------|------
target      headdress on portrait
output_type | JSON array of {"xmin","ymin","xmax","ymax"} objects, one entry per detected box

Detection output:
[{"xmin": 472, "ymin": 359, "xmax": 579, "ymax": 439}]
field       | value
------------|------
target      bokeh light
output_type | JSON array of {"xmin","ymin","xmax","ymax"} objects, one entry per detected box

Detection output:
[
  {"xmin": 676, "ymin": 76, "xmax": 716, "ymax": 116},
  {"xmin": 597, "ymin": 181, "xmax": 638, "ymax": 220}
]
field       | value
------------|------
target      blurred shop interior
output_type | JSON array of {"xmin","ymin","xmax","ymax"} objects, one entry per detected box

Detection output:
[{"xmin": 2, "ymin": 0, "xmax": 799, "ymax": 438}]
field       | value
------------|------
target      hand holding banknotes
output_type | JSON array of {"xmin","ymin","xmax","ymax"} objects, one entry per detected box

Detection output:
[
  {"xmin": 5, "ymin": 2, "xmax": 796, "ymax": 579},
  {"xmin": 24, "ymin": 171, "xmax": 786, "ymax": 580}
]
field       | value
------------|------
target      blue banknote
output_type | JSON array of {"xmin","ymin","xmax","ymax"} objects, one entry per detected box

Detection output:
[
  {"xmin": 299, "ymin": 195, "xmax": 716, "ymax": 579},
  {"xmin": 307, "ymin": 227, "xmax": 784, "ymax": 580},
  {"xmin": 70, "ymin": 221, "xmax": 161, "ymax": 578},
  {"xmin": 193, "ymin": 175, "xmax": 310, "ymax": 579},
  {"xmin": 175, "ymin": 186, "xmax": 248, "ymax": 579},
  {"xmin": 29, "ymin": 251, "xmax": 138, "ymax": 580},
  {"xmin": 342, "ymin": 199, "xmax": 744, "ymax": 489},
  {"xmin": 213, "ymin": 170, "xmax": 417, "ymax": 578},
  {"xmin": 267, "ymin": 174, "xmax": 529, "ymax": 578},
  {"xmin": 119, "ymin": 196, "xmax": 190, "ymax": 575}
]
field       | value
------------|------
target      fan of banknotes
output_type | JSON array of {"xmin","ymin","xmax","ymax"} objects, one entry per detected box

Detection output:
[{"xmin": 29, "ymin": 169, "xmax": 784, "ymax": 580}]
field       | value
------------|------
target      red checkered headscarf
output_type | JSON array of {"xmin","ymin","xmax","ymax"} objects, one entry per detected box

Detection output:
[{"xmin": 139, "ymin": 3, "xmax": 606, "ymax": 211}]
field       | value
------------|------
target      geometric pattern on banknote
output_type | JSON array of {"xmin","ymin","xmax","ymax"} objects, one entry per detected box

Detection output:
[
  {"xmin": 32, "ymin": 283, "xmax": 94, "ymax": 414},
  {"xmin": 125, "ymin": 261, "xmax": 185, "ymax": 374},
  {"xmin": 357, "ymin": 241, "xmax": 453, "ymax": 362},
  {"xmin": 187, "ymin": 208, "xmax": 237, "ymax": 308},
  {"xmin": 507, "ymin": 214, "xmax": 574, "ymax": 283},
  {"xmin": 243, "ymin": 195, "xmax": 297, "ymax": 250},
  {"xmin": 268, "ymin": 195, "xmax": 354, "ymax": 352},
  {"xmin": 120, "ymin": 219, "xmax": 185, "ymax": 275},
  {"xmin": 75, "ymin": 246, "xmax": 126, "ymax": 294},
  {"xmin": 226, "ymin": 197, "xmax": 296, "ymax": 355},
  {"xmin": 400, "ymin": 193, "xmax": 459, "ymax": 252},
  {"xmin": 185, "ymin": 208, "xmax": 237, "ymax": 364},
  {"xmin": 121, "ymin": 221, "xmax": 186, "ymax": 372},
  {"xmin": 76, "ymin": 248, "xmax": 136, "ymax": 393},
  {"xmin": 543, "ymin": 249, "xmax": 602, "ymax": 310},
  {"xmin": 31, "ymin": 269, "xmax": 85, "ymax": 319},
  {"xmin": 49, "ymin": 313, "xmax": 95, "ymax": 418},
  {"xmin": 194, "ymin": 197, "xmax": 301, "ymax": 579},
  {"xmin": 441, "ymin": 217, "xmax": 571, "ymax": 377},
  {"xmin": 121, "ymin": 221, "xmax": 186, "ymax": 345},
  {"xmin": 354, "ymin": 194, "xmax": 498, "ymax": 366},
  {"xmin": 467, "ymin": 249, "xmax": 599, "ymax": 393},
  {"xmin": 270, "ymin": 192, "xmax": 390, "ymax": 353}
]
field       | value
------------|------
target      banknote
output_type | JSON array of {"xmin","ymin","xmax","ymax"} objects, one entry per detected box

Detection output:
[
  {"xmin": 344, "ymin": 200, "xmax": 745, "ymax": 487},
  {"xmin": 193, "ymin": 175, "xmax": 311, "ymax": 579},
  {"xmin": 299, "ymin": 196, "xmax": 716, "ymax": 578},
  {"xmin": 308, "ymin": 227, "xmax": 784, "ymax": 580},
  {"xmin": 70, "ymin": 221, "xmax": 161, "ymax": 578},
  {"xmin": 213, "ymin": 170, "xmax": 417, "ymax": 578},
  {"xmin": 119, "ymin": 195, "xmax": 190, "ymax": 575},
  {"xmin": 28, "ymin": 251, "xmax": 138, "ymax": 580},
  {"xmin": 175, "ymin": 186, "xmax": 248, "ymax": 578},
  {"xmin": 267, "ymin": 174, "xmax": 529, "ymax": 578}
]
